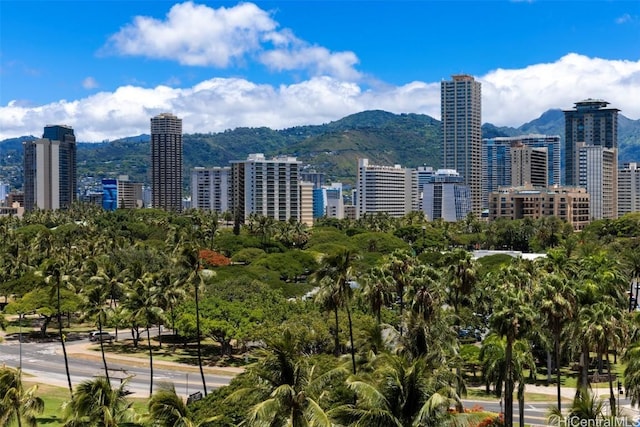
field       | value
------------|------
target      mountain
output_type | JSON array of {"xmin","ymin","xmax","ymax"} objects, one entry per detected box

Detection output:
[{"xmin": 2, "ymin": 109, "xmax": 640, "ymax": 191}]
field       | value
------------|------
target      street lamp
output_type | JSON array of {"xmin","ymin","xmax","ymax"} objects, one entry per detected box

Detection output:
[{"xmin": 18, "ymin": 311, "xmax": 22, "ymax": 369}]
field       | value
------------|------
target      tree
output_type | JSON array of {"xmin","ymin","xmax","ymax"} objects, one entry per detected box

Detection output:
[
  {"xmin": 83, "ymin": 282, "xmax": 113, "ymax": 382},
  {"xmin": 0, "ymin": 367, "xmax": 44, "ymax": 427},
  {"xmin": 123, "ymin": 273, "xmax": 163, "ymax": 397},
  {"xmin": 148, "ymin": 383, "xmax": 213, "ymax": 427},
  {"xmin": 536, "ymin": 272, "xmax": 576, "ymax": 412},
  {"xmin": 62, "ymin": 377, "xmax": 139, "ymax": 427},
  {"xmin": 361, "ymin": 266, "xmax": 393, "ymax": 325},
  {"xmin": 313, "ymin": 248, "xmax": 360, "ymax": 374},
  {"xmin": 228, "ymin": 330, "xmax": 338, "ymax": 427},
  {"xmin": 176, "ymin": 243, "xmax": 210, "ymax": 396},
  {"xmin": 330, "ymin": 353, "xmax": 463, "ymax": 427},
  {"xmin": 41, "ymin": 258, "xmax": 75, "ymax": 396},
  {"xmin": 488, "ymin": 262, "xmax": 536, "ymax": 427},
  {"xmin": 386, "ymin": 250, "xmax": 415, "ymax": 337}
]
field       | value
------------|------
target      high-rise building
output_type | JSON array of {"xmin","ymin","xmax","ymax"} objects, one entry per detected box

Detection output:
[
  {"xmin": 191, "ymin": 167, "xmax": 232, "ymax": 213},
  {"xmin": 564, "ymin": 99, "xmax": 619, "ymax": 187},
  {"xmin": 102, "ymin": 176, "xmax": 144, "ymax": 210},
  {"xmin": 577, "ymin": 144, "xmax": 617, "ymax": 220},
  {"xmin": 230, "ymin": 153, "xmax": 301, "ymax": 223},
  {"xmin": 441, "ymin": 74, "xmax": 482, "ymax": 214},
  {"xmin": 510, "ymin": 144, "xmax": 548, "ymax": 188},
  {"xmin": 151, "ymin": 113, "xmax": 183, "ymax": 211},
  {"xmin": 23, "ymin": 124, "xmax": 77, "ymax": 211},
  {"xmin": 618, "ymin": 163, "xmax": 640, "ymax": 217},
  {"xmin": 0, "ymin": 182, "xmax": 9, "ymax": 206},
  {"xmin": 423, "ymin": 169, "xmax": 471, "ymax": 222},
  {"xmin": 483, "ymin": 135, "xmax": 561, "ymax": 207},
  {"xmin": 356, "ymin": 158, "xmax": 417, "ymax": 219}
]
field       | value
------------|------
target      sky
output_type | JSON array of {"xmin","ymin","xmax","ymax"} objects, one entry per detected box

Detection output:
[{"xmin": 0, "ymin": 0, "xmax": 639, "ymax": 142}]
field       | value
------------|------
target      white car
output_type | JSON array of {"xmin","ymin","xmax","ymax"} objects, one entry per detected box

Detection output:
[{"xmin": 89, "ymin": 331, "xmax": 114, "ymax": 342}]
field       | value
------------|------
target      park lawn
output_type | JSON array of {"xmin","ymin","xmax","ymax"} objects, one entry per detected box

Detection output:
[
  {"xmin": 13, "ymin": 380, "xmax": 149, "ymax": 427},
  {"xmin": 466, "ymin": 388, "xmax": 570, "ymax": 403}
]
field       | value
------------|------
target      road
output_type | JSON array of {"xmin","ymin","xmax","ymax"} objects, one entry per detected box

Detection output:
[
  {"xmin": 463, "ymin": 394, "xmax": 640, "ymax": 427},
  {"xmin": 0, "ymin": 334, "xmax": 236, "ymax": 399}
]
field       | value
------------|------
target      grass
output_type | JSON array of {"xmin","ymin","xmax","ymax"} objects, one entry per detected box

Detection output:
[
  {"xmin": 466, "ymin": 388, "xmax": 571, "ymax": 403},
  {"xmin": 10, "ymin": 379, "xmax": 149, "ymax": 427}
]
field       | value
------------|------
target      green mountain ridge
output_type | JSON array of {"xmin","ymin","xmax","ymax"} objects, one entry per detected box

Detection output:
[{"xmin": 1, "ymin": 109, "xmax": 639, "ymax": 191}]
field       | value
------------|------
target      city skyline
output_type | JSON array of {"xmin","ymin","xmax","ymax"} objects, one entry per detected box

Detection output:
[{"xmin": 1, "ymin": 1, "xmax": 638, "ymax": 142}]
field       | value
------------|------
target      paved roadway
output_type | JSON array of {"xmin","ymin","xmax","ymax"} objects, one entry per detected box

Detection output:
[
  {"xmin": 0, "ymin": 333, "xmax": 236, "ymax": 399},
  {"xmin": 2, "ymin": 333, "xmax": 639, "ymax": 425}
]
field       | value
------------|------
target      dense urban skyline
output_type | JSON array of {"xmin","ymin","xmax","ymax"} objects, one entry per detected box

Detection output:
[{"xmin": 1, "ymin": 0, "xmax": 639, "ymax": 142}]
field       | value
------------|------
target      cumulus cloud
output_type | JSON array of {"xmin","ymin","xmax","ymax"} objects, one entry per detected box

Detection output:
[
  {"xmin": 102, "ymin": 1, "xmax": 360, "ymax": 79},
  {"xmin": 1, "ymin": 53, "xmax": 638, "ymax": 142},
  {"xmin": 480, "ymin": 53, "xmax": 640, "ymax": 126},
  {"xmin": 82, "ymin": 77, "xmax": 99, "ymax": 89}
]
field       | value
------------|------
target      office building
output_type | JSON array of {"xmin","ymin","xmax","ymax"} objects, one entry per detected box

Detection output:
[
  {"xmin": 564, "ymin": 100, "xmax": 619, "ymax": 219},
  {"xmin": 423, "ymin": 169, "xmax": 472, "ymax": 222},
  {"xmin": 441, "ymin": 74, "xmax": 482, "ymax": 214},
  {"xmin": 0, "ymin": 182, "xmax": 8, "ymax": 206},
  {"xmin": 299, "ymin": 181, "xmax": 314, "ymax": 226},
  {"xmin": 483, "ymin": 135, "xmax": 561, "ymax": 206},
  {"xmin": 151, "ymin": 113, "xmax": 183, "ymax": 211},
  {"xmin": 577, "ymin": 144, "xmax": 617, "ymax": 220},
  {"xmin": 356, "ymin": 158, "xmax": 417, "ymax": 218},
  {"xmin": 23, "ymin": 125, "xmax": 77, "ymax": 211},
  {"xmin": 511, "ymin": 144, "xmax": 548, "ymax": 188},
  {"xmin": 564, "ymin": 99, "xmax": 619, "ymax": 187},
  {"xmin": 191, "ymin": 167, "xmax": 232, "ymax": 213},
  {"xmin": 488, "ymin": 186, "xmax": 590, "ymax": 231},
  {"xmin": 230, "ymin": 153, "xmax": 301, "ymax": 223},
  {"xmin": 102, "ymin": 176, "xmax": 144, "ymax": 210},
  {"xmin": 618, "ymin": 163, "xmax": 640, "ymax": 217}
]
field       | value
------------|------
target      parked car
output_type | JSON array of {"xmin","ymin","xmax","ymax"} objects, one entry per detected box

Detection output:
[{"xmin": 89, "ymin": 331, "xmax": 114, "ymax": 342}]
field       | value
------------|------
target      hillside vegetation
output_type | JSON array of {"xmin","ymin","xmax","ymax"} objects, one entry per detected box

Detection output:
[{"xmin": 1, "ymin": 109, "xmax": 639, "ymax": 190}]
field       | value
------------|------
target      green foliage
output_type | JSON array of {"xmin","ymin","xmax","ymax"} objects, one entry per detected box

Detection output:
[{"xmin": 230, "ymin": 248, "xmax": 266, "ymax": 264}]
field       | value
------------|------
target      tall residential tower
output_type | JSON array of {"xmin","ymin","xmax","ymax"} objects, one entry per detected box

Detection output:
[
  {"xmin": 23, "ymin": 124, "xmax": 77, "ymax": 211},
  {"xmin": 564, "ymin": 99, "xmax": 619, "ymax": 219},
  {"xmin": 151, "ymin": 113, "xmax": 183, "ymax": 211},
  {"xmin": 441, "ymin": 74, "xmax": 482, "ymax": 214}
]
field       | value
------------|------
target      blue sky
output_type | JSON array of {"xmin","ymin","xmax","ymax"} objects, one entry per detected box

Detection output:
[{"xmin": 1, "ymin": 0, "xmax": 639, "ymax": 141}]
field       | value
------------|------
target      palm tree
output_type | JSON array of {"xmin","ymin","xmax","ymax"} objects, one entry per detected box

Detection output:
[
  {"xmin": 488, "ymin": 263, "xmax": 536, "ymax": 427},
  {"xmin": 41, "ymin": 258, "xmax": 74, "ymax": 395},
  {"xmin": 386, "ymin": 250, "xmax": 415, "ymax": 337},
  {"xmin": 536, "ymin": 272, "xmax": 576, "ymax": 412},
  {"xmin": 313, "ymin": 248, "xmax": 360, "ymax": 374},
  {"xmin": 330, "ymin": 353, "xmax": 464, "ymax": 427},
  {"xmin": 548, "ymin": 388, "xmax": 607, "ymax": 426},
  {"xmin": 62, "ymin": 377, "xmax": 139, "ymax": 427},
  {"xmin": 0, "ymin": 367, "xmax": 44, "ymax": 427},
  {"xmin": 228, "ymin": 330, "xmax": 338, "ymax": 427},
  {"xmin": 176, "ymin": 242, "xmax": 210, "ymax": 396},
  {"xmin": 580, "ymin": 301, "xmax": 626, "ymax": 415},
  {"xmin": 83, "ymin": 282, "xmax": 113, "ymax": 382},
  {"xmin": 149, "ymin": 383, "xmax": 214, "ymax": 427},
  {"xmin": 123, "ymin": 273, "xmax": 163, "ymax": 397},
  {"xmin": 361, "ymin": 266, "xmax": 393, "ymax": 325},
  {"xmin": 624, "ymin": 341, "xmax": 640, "ymax": 406},
  {"xmin": 480, "ymin": 334, "xmax": 536, "ymax": 427}
]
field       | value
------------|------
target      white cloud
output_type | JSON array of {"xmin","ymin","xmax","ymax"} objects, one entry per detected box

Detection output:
[
  {"xmin": 102, "ymin": 1, "xmax": 360, "ymax": 80},
  {"xmin": 616, "ymin": 13, "xmax": 632, "ymax": 24},
  {"xmin": 1, "ymin": 54, "xmax": 638, "ymax": 142},
  {"xmin": 82, "ymin": 76, "xmax": 99, "ymax": 89},
  {"xmin": 480, "ymin": 53, "xmax": 640, "ymax": 126}
]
